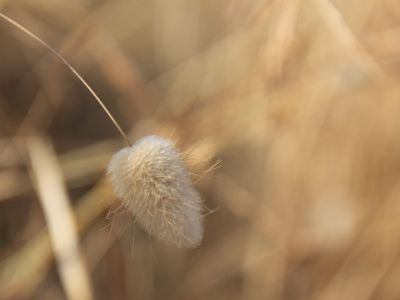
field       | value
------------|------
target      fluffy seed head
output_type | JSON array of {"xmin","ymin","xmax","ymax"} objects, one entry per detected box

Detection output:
[{"xmin": 107, "ymin": 135, "xmax": 204, "ymax": 248}]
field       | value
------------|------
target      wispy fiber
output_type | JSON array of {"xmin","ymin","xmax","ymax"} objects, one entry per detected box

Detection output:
[{"xmin": 107, "ymin": 135, "xmax": 204, "ymax": 248}]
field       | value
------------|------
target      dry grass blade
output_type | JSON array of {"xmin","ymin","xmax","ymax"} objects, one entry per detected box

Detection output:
[
  {"xmin": 0, "ymin": 13, "xmax": 132, "ymax": 147},
  {"xmin": 0, "ymin": 177, "xmax": 116, "ymax": 297},
  {"xmin": 28, "ymin": 138, "xmax": 94, "ymax": 300},
  {"xmin": 0, "ymin": 230, "xmax": 52, "ymax": 299},
  {"xmin": 311, "ymin": 0, "xmax": 385, "ymax": 81}
]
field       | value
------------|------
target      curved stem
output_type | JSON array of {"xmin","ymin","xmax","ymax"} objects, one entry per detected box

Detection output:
[{"xmin": 0, "ymin": 13, "xmax": 132, "ymax": 147}]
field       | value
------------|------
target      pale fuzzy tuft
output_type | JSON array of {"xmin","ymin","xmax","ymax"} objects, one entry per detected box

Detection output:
[{"xmin": 107, "ymin": 135, "xmax": 204, "ymax": 248}]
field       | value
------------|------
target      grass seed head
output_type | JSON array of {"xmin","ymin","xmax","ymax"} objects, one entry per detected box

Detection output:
[{"xmin": 107, "ymin": 135, "xmax": 204, "ymax": 248}]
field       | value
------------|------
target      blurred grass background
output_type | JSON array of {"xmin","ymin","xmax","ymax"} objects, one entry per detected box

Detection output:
[{"xmin": 1, "ymin": 0, "xmax": 400, "ymax": 299}]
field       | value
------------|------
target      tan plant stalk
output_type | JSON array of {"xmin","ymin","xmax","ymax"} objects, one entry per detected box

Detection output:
[{"xmin": 0, "ymin": 12, "xmax": 132, "ymax": 147}]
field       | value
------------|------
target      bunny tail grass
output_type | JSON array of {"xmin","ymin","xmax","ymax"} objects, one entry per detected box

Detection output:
[
  {"xmin": 0, "ymin": 13, "xmax": 132, "ymax": 147},
  {"xmin": 107, "ymin": 136, "xmax": 204, "ymax": 248}
]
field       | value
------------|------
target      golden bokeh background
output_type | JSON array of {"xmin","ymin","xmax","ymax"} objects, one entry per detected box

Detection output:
[{"xmin": 1, "ymin": 0, "xmax": 400, "ymax": 299}]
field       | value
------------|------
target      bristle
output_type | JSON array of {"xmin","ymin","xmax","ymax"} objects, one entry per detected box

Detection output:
[{"xmin": 107, "ymin": 135, "xmax": 204, "ymax": 248}]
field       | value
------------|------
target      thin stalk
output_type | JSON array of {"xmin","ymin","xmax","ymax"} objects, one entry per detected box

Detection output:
[{"xmin": 0, "ymin": 13, "xmax": 132, "ymax": 147}]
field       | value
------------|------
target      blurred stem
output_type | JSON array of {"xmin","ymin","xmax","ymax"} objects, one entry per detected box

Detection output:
[{"xmin": 28, "ymin": 138, "xmax": 95, "ymax": 300}]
